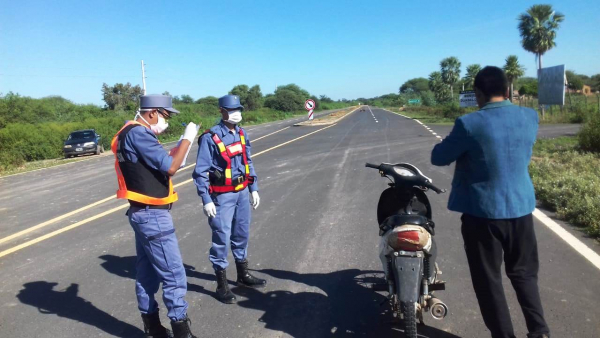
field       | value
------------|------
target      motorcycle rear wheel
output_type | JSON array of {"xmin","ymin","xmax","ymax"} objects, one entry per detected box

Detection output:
[{"xmin": 400, "ymin": 301, "xmax": 417, "ymax": 338}]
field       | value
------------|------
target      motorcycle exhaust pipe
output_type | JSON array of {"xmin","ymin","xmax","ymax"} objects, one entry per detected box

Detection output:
[{"xmin": 428, "ymin": 297, "xmax": 448, "ymax": 320}]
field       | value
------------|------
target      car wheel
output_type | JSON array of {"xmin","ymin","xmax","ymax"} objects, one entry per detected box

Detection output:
[
  {"xmin": 95, "ymin": 146, "xmax": 101, "ymax": 155},
  {"xmin": 100, "ymin": 145, "xmax": 105, "ymax": 153},
  {"xmin": 65, "ymin": 154, "xmax": 71, "ymax": 159}
]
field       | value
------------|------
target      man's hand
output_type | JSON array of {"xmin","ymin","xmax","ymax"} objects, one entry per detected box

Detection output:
[
  {"xmin": 250, "ymin": 191, "xmax": 260, "ymax": 210},
  {"xmin": 183, "ymin": 122, "xmax": 200, "ymax": 143},
  {"xmin": 203, "ymin": 202, "xmax": 217, "ymax": 218}
]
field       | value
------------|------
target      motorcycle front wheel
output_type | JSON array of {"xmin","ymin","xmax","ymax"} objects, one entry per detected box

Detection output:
[{"xmin": 400, "ymin": 301, "xmax": 417, "ymax": 338}]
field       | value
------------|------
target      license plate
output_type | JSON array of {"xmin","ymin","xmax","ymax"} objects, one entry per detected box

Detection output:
[{"xmin": 76, "ymin": 148, "xmax": 83, "ymax": 151}]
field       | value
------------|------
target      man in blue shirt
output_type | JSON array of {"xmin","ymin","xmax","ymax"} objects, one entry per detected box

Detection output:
[
  {"xmin": 193, "ymin": 95, "xmax": 266, "ymax": 304},
  {"xmin": 112, "ymin": 94, "xmax": 199, "ymax": 338},
  {"xmin": 431, "ymin": 67, "xmax": 549, "ymax": 338}
]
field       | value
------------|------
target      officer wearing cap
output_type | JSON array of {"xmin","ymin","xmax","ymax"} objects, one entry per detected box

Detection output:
[
  {"xmin": 193, "ymin": 94, "xmax": 266, "ymax": 304},
  {"xmin": 111, "ymin": 95, "xmax": 199, "ymax": 338}
]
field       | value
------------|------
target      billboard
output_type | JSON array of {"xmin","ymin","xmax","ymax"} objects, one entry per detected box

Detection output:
[
  {"xmin": 538, "ymin": 64, "xmax": 566, "ymax": 105},
  {"xmin": 459, "ymin": 90, "xmax": 478, "ymax": 107}
]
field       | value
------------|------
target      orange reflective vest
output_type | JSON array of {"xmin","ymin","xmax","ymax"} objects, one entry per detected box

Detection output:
[
  {"xmin": 208, "ymin": 128, "xmax": 252, "ymax": 193},
  {"xmin": 111, "ymin": 121, "xmax": 178, "ymax": 205}
]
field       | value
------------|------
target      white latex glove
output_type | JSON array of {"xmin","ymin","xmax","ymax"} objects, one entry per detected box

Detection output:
[
  {"xmin": 182, "ymin": 122, "xmax": 200, "ymax": 143},
  {"xmin": 203, "ymin": 202, "xmax": 217, "ymax": 218},
  {"xmin": 250, "ymin": 191, "xmax": 260, "ymax": 210}
]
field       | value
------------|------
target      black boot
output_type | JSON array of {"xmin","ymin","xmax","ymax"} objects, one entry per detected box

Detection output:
[
  {"xmin": 235, "ymin": 259, "xmax": 267, "ymax": 288},
  {"xmin": 215, "ymin": 269, "xmax": 236, "ymax": 304},
  {"xmin": 170, "ymin": 316, "xmax": 197, "ymax": 338},
  {"xmin": 141, "ymin": 312, "xmax": 172, "ymax": 338}
]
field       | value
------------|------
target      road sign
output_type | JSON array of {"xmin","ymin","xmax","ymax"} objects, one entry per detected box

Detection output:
[
  {"xmin": 408, "ymin": 99, "xmax": 420, "ymax": 104},
  {"xmin": 459, "ymin": 90, "xmax": 478, "ymax": 107},
  {"xmin": 305, "ymin": 99, "xmax": 316, "ymax": 111},
  {"xmin": 305, "ymin": 99, "xmax": 315, "ymax": 120},
  {"xmin": 539, "ymin": 64, "xmax": 566, "ymax": 105}
]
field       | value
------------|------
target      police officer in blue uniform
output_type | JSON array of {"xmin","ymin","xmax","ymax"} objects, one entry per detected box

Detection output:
[
  {"xmin": 193, "ymin": 94, "xmax": 267, "ymax": 304},
  {"xmin": 112, "ymin": 95, "xmax": 199, "ymax": 338}
]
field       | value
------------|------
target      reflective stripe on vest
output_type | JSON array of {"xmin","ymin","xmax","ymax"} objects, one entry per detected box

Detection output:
[
  {"xmin": 111, "ymin": 121, "xmax": 178, "ymax": 205},
  {"xmin": 209, "ymin": 128, "xmax": 250, "ymax": 193}
]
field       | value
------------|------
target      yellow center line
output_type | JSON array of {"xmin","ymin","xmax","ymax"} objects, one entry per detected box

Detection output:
[
  {"xmin": 0, "ymin": 196, "xmax": 115, "ymax": 245},
  {"xmin": 253, "ymin": 124, "xmax": 336, "ymax": 157},
  {"xmin": 252, "ymin": 126, "xmax": 290, "ymax": 142},
  {"xmin": 0, "ymin": 123, "xmax": 338, "ymax": 258}
]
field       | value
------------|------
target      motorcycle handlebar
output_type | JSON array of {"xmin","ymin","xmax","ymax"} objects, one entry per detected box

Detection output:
[
  {"xmin": 366, "ymin": 162, "xmax": 447, "ymax": 194},
  {"xmin": 424, "ymin": 181, "xmax": 447, "ymax": 194}
]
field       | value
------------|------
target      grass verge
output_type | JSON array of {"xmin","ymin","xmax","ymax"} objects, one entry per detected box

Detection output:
[{"xmin": 529, "ymin": 136, "xmax": 600, "ymax": 238}]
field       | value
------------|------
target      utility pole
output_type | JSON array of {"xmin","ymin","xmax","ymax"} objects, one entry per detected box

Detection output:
[{"xmin": 141, "ymin": 60, "xmax": 147, "ymax": 95}]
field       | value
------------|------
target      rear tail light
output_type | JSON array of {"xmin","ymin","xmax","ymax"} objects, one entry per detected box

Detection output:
[{"xmin": 386, "ymin": 225, "xmax": 431, "ymax": 252}]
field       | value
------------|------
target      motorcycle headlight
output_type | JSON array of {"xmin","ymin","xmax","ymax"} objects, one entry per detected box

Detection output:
[
  {"xmin": 64, "ymin": 145, "xmax": 72, "ymax": 148},
  {"xmin": 83, "ymin": 142, "xmax": 96, "ymax": 147}
]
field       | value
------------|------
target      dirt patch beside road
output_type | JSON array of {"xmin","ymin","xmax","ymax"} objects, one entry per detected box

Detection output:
[{"xmin": 294, "ymin": 107, "xmax": 359, "ymax": 126}]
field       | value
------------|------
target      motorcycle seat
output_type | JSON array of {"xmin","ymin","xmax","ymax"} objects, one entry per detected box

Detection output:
[{"xmin": 379, "ymin": 214, "xmax": 434, "ymax": 236}]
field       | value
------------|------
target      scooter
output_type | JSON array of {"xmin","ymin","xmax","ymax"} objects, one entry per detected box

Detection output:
[{"xmin": 365, "ymin": 162, "xmax": 448, "ymax": 338}]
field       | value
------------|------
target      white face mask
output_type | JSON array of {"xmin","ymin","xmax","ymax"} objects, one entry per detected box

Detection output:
[
  {"xmin": 136, "ymin": 112, "xmax": 169, "ymax": 134},
  {"xmin": 225, "ymin": 111, "xmax": 242, "ymax": 124}
]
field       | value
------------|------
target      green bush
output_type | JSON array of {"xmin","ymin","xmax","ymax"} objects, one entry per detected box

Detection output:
[
  {"xmin": 578, "ymin": 113, "xmax": 600, "ymax": 152},
  {"xmin": 529, "ymin": 142, "xmax": 600, "ymax": 237},
  {"xmin": 420, "ymin": 91, "xmax": 437, "ymax": 107}
]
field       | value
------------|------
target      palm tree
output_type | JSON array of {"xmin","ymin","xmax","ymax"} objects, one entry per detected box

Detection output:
[
  {"xmin": 463, "ymin": 64, "xmax": 482, "ymax": 90},
  {"xmin": 503, "ymin": 55, "xmax": 526, "ymax": 102},
  {"xmin": 429, "ymin": 71, "xmax": 451, "ymax": 103},
  {"xmin": 440, "ymin": 57, "xmax": 461, "ymax": 99},
  {"xmin": 518, "ymin": 5, "xmax": 564, "ymax": 71}
]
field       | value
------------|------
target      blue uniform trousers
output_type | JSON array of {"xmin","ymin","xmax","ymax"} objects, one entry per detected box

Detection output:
[
  {"xmin": 208, "ymin": 188, "xmax": 251, "ymax": 270},
  {"xmin": 128, "ymin": 206, "xmax": 188, "ymax": 321}
]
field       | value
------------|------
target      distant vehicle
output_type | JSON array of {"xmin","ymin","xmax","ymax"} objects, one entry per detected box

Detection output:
[{"xmin": 63, "ymin": 129, "xmax": 103, "ymax": 158}]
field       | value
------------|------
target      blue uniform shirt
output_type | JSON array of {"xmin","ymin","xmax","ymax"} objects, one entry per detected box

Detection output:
[
  {"xmin": 122, "ymin": 125, "xmax": 173, "ymax": 174},
  {"xmin": 193, "ymin": 121, "xmax": 258, "ymax": 205}
]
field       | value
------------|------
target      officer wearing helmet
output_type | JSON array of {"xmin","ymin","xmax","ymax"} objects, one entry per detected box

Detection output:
[
  {"xmin": 111, "ymin": 95, "xmax": 199, "ymax": 338},
  {"xmin": 193, "ymin": 94, "xmax": 266, "ymax": 304}
]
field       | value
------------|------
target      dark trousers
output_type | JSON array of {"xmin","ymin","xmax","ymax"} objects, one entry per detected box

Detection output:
[{"xmin": 461, "ymin": 213, "xmax": 549, "ymax": 338}]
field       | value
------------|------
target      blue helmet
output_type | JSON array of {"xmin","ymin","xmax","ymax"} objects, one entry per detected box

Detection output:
[{"xmin": 219, "ymin": 95, "xmax": 244, "ymax": 112}]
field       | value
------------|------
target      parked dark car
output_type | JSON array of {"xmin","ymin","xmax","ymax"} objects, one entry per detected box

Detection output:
[{"xmin": 63, "ymin": 129, "xmax": 104, "ymax": 158}]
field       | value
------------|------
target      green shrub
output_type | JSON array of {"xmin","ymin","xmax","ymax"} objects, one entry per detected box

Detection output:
[
  {"xmin": 530, "ymin": 148, "xmax": 600, "ymax": 237},
  {"xmin": 578, "ymin": 113, "xmax": 600, "ymax": 152},
  {"xmin": 420, "ymin": 91, "xmax": 437, "ymax": 107}
]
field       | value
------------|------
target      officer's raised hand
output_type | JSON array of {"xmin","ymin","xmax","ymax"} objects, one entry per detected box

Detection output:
[
  {"xmin": 250, "ymin": 191, "xmax": 260, "ymax": 210},
  {"xmin": 183, "ymin": 122, "xmax": 200, "ymax": 142}
]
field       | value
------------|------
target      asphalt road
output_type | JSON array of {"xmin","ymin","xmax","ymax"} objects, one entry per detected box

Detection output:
[{"xmin": 0, "ymin": 108, "xmax": 598, "ymax": 337}]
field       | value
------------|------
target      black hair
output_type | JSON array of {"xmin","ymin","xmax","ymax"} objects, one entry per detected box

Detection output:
[{"xmin": 474, "ymin": 66, "xmax": 509, "ymax": 100}]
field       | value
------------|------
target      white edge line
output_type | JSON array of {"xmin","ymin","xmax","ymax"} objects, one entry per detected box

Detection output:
[{"xmin": 533, "ymin": 209, "xmax": 600, "ymax": 270}]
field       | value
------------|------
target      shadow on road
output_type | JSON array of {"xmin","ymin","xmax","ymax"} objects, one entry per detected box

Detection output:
[
  {"xmin": 16, "ymin": 281, "xmax": 144, "ymax": 337},
  {"xmin": 233, "ymin": 268, "xmax": 460, "ymax": 338},
  {"xmin": 98, "ymin": 254, "xmax": 213, "ymax": 296}
]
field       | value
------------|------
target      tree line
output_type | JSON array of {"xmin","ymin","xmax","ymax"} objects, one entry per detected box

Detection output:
[{"xmin": 396, "ymin": 4, "xmax": 599, "ymax": 110}]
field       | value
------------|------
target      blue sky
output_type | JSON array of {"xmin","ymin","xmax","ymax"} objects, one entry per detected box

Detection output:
[{"xmin": 1, "ymin": 0, "xmax": 598, "ymax": 105}]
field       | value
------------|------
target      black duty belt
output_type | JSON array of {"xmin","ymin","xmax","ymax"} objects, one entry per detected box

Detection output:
[
  {"xmin": 210, "ymin": 174, "xmax": 246, "ymax": 186},
  {"xmin": 129, "ymin": 201, "xmax": 172, "ymax": 210}
]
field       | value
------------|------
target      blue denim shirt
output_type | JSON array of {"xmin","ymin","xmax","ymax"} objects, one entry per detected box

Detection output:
[
  {"xmin": 193, "ymin": 121, "xmax": 258, "ymax": 205},
  {"xmin": 431, "ymin": 100, "xmax": 538, "ymax": 219}
]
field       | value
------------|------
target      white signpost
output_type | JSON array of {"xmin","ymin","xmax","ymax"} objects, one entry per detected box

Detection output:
[
  {"xmin": 305, "ymin": 99, "xmax": 316, "ymax": 120},
  {"xmin": 459, "ymin": 90, "xmax": 478, "ymax": 107}
]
